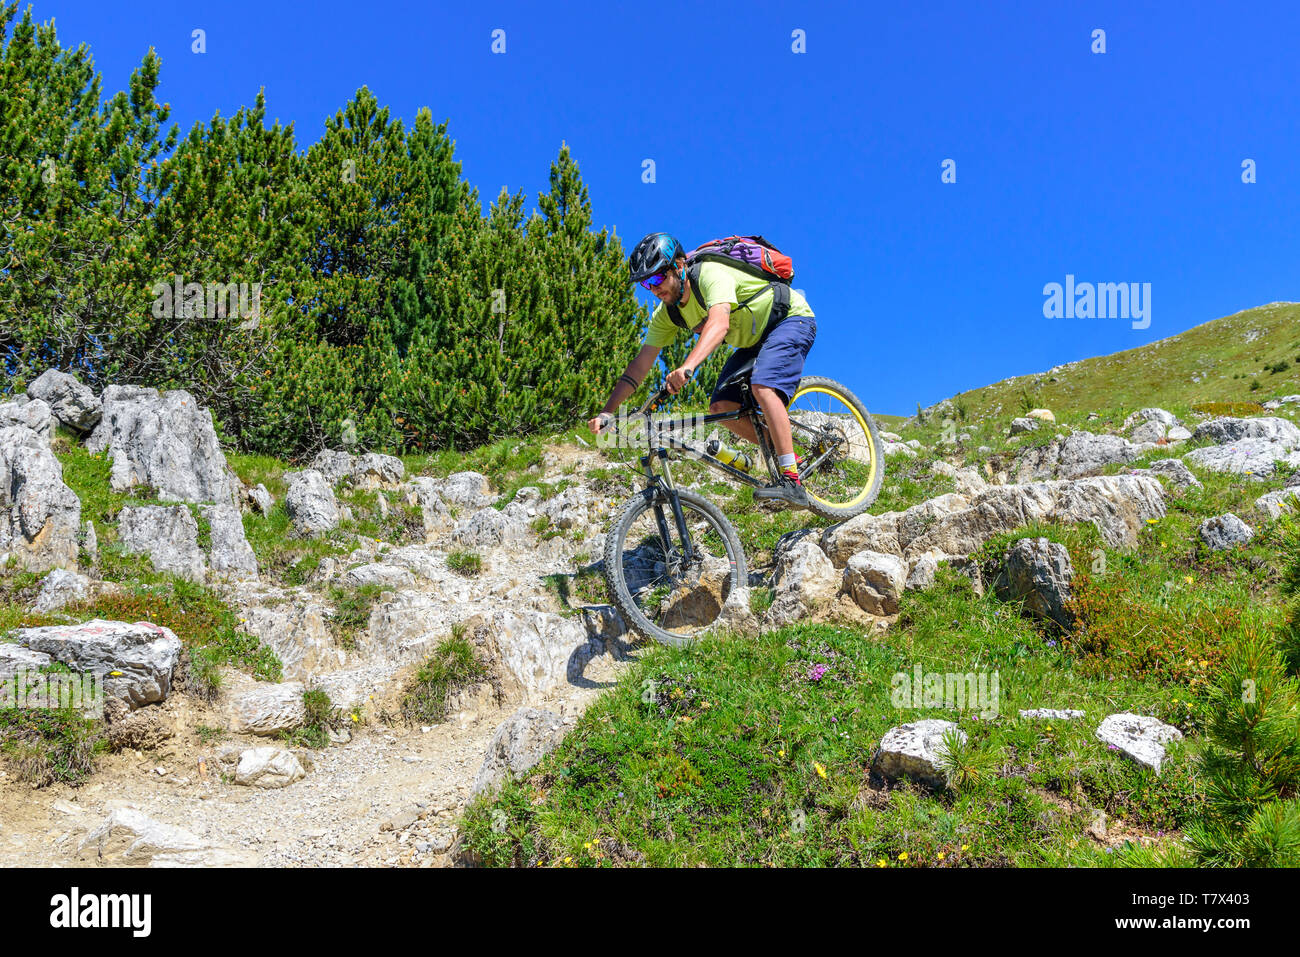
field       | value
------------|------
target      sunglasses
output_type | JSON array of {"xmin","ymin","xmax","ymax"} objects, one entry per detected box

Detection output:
[{"xmin": 639, "ymin": 270, "xmax": 671, "ymax": 291}]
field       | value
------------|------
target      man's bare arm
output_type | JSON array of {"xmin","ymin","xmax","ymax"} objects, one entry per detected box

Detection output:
[{"xmin": 589, "ymin": 344, "xmax": 661, "ymax": 431}]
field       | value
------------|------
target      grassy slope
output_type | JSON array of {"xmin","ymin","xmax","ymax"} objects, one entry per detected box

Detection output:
[
  {"xmin": 891, "ymin": 301, "xmax": 1300, "ymax": 429},
  {"xmin": 459, "ymin": 438, "xmax": 1295, "ymax": 866}
]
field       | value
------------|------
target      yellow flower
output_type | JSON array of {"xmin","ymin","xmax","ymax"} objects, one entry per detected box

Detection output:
[
  {"xmin": 897, "ymin": 851, "xmax": 908, "ymax": 861},
  {"xmin": 937, "ymin": 852, "xmax": 945, "ymax": 861},
  {"xmin": 1146, "ymin": 518, "xmax": 1157, "ymax": 524},
  {"xmin": 1183, "ymin": 575, "xmax": 1194, "ymax": 584},
  {"xmin": 961, "ymin": 844, "xmax": 969, "ymax": 851},
  {"xmin": 1199, "ymin": 659, "xmax": 1208, "ymax": 668},
  {"xmin": 876, "ymin": 859, "xmax": 888, "ymax": 868},
  {"xmin": 778, "ymin": 750, "xmax": 785, "ymax": 758},
  {"xmin": 564, "ymin": 856, "xmax": 572, "ymax": 864},
  {"xmin": 814, "ymin": 762, "xmax": 827, "ymax": 779}
]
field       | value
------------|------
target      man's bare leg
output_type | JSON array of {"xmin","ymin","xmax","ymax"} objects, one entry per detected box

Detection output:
[
  {"xmin": 708, "ymin": 399, "xmax": 760, "ymax": 445},
  {"xmin": 708, "ymin": 386, "xmax": 793, "ymax": 457},
  {"xmin": 752, "ymin": 385, "xmax": 794, "ymax": 458}
]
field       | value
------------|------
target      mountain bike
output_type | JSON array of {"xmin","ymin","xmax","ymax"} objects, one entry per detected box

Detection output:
[{"xmin": 600, "ymin": 361, "xmax": 885, "ymax": 646}]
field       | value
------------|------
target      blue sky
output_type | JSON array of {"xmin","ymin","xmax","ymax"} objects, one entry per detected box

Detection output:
[{"xmin": 27, "ymin": 0, "xmax": 1300, "ymax": 415}]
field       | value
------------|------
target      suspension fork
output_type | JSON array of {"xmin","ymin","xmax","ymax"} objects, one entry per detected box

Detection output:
[{"xmin": 641, "ymin": 449, "xmax": 696, "ymax": 569}]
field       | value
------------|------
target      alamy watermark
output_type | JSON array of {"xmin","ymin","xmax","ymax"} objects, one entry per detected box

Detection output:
[
  {"xmin": 1, "ymin": 668, "xmax": 104, "ymax": 718},
  {"xmin": 595, "ymin": 404, "xmax": 718, "ymax": 450},
  {"xmin": 891, "ymin": 664, "xmax": 1000, "ymax": 718},
  {"xmin": 1043, "ymin": 274, "xmax": 1150, "ymax": 329},
  {"xmin": 50, "ymin": 887, "xmax": 150, "ymax": 937},
  {"xmin": 151, "ymin": 275, "xmax": 262, "ymax": 330}
]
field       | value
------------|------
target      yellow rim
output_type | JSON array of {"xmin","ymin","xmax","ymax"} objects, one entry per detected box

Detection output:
[{"xmin": 789, "ymin": 384, "xmax": 878, "ymax": 509}]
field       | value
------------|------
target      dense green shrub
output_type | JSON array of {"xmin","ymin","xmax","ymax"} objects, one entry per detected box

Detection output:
[{"xmin": 0, "ymin": 4, "xmax": 648, "ymax": 457}]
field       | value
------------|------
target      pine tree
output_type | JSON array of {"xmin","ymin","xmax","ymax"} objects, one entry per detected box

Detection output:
[
  {"xmin": 147, "ymin": 91, "xmax": 309, "ymax": 446},
  {"xmin": 0, "ymin": 3, "xmax": 174, "ymax": 388},
  {"xmin": 1184, "ymin": 538, "xmax": 1300, "ymax": 867},
  {"xmin": 1185, "ymin": 631, "xmax": 1300, "ymax": 866}
]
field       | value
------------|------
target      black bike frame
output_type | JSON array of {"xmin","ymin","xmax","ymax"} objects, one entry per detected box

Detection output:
[
  {"xmin": 622, "ymin": 376, "xmax": 840, "ymax": 577},
  {"xmin": 635, "ymin": 383, "xmax": 840, "ymax": 488}
]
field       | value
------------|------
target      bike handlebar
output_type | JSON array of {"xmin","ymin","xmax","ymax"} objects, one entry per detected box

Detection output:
[{"xmin": 633, "ymin": 368, "xmax": 692, "ymax": 416}]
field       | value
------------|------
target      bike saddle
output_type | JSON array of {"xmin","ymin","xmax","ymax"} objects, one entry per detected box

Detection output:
[{"xmin": 720, "ymin": 358, "xmax": 757, "ymax": 389}]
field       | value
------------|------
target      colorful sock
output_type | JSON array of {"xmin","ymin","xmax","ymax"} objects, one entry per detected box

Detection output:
[{"xmin": 778, "ymin": 453, "xmax": 797, "ymax": 470}]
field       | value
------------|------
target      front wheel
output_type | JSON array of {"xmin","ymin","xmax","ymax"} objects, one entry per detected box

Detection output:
[
  {"xmin": 603, "ymin": 487, "xmax": 747, "ymax": 648},
  {"xmin": 787, "ymin": 375, "xmax": 885, "ymax": 520}
]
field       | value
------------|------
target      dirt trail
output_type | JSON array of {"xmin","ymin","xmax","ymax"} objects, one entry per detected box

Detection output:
[{"xmin": 0, "ymin": 647, "xmax": 633, "ymax": 868}]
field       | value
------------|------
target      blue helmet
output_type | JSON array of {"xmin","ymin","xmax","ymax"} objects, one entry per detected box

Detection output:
[{"xmin": 628, "ymin": 232, "xmax": 684, "ymax": 283}]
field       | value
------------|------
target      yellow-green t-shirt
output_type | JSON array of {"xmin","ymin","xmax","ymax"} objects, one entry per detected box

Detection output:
[{"xmin": 643, "ymin": 260, "xmax": 814, "ymax": 350}]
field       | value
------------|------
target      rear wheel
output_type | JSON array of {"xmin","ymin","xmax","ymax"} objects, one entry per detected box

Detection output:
[
  {"xmin": 786, "ymin": 375, "xmax": 884, "ymax": 520},
  {"xmin": 603, "ymin": 487, "xmax": 747, "ymax": 648}
]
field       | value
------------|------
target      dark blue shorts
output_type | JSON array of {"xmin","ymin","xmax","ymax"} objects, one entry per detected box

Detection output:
[{"xmin": 710, "ymin": 314, "xmax": 817, "ymax": 408}]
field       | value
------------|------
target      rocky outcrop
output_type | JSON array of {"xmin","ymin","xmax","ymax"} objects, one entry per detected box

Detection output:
[
  {"xmin": 823, "ymin": 475, "xmax": 1165, "ymax": 568},
  {"xmin": 32, "ymin": 567, "xmax": 91, "ymax": 612},
  {"xmin": 227, "ymin": 681, "xmax": 307, "ymax": 735},
  {"xmin": 1122, "ymin": 407, "xmax": 1179, "ymax": 431},
  {"xmin": 1012, "ymin": 431, "xmax": 1152, "ymax": 482},
  {"xmin": 1198, "ymin": 513, "xmax": 1254, "ymax": 551},
  {"xmin": 873, "ymin": 719, "xmax": 966, "ymax": 788},
  {"xmin": 1255, "ymin": 487, "xmax": 1300, "ymax": 520},
  {"xmin": 0, "ymin": 397, "xmax": 54, "ymax": 441},
  {"xmin": 437, "ymin": 471, "xmax": 497, "ymax": 509},
  {"xmin": 763, "ymin": 536, "xmax": 840, "ymax": 627},
  {"xmin": 1122, "ymin": 408, "xmax": 1191, "ymax": 444},
  {"xmin": 0, "ymin": 425, "xmax": 82, "ymax": 571},
  {"xmin": 929, "ymin": 460, "xmax": 988, "ymax": 496},
  {"xmin": 1181, "ymin": 417, "xmax": 1300, "ymax": 478},
  {"xmin": 843, "ymin": 551, "xmax": 908, "ymax": 616},
  {"xmin": 1192, "ymin": 416, "xmax": 1300, "ymax": 446},
  {"xmin": 340, "ymin": 563, "xmax": 416, "ymax": 590},
  {"xmin": 451, "ymin": 506, "xmax": 530, "ymax": 548},
  {"xmin": 235, "ymin": 747, "xmax": 307, "ymax": 788},
  {"xmin": 14, "ymin": 619, "xmax": 182, "ymax": 709},
  {"xmin": 117, "ymin": 505, "xmax": 207, "ymax": 581},
  {"xmin": 26, "ymin": 370, "xmax": 102, "ymax": 432},
  {"xmin": 86, "ymin": 386, "xmax": 239, "ymax": 507},
  {"xmin": 1095, "ymin": 713, "xmax": 1183, "ymax": 772},
  {"xmin": 991, "ymin": 537, "xmax": 1075, "ymax": 629},
  {"xmin": 309, "ymin": 449, "xmax": 405, "ymax": 489},
  {"xmin": 248, "ymin": 484, "xmax": 274, "ymax": 516},
  {"xmin": 0, "ymin": 643, "xmax": 55, "ymax": 679},
  {"xmin": 474, "ymin": 608, "xmax": 604, "ymax": 701},
  {"xmin": 310, "ymin": 450, "xmax": 356, "ymax": 484},
  {"xmin": 201, "ymin": 504, "xmax": 257, "ymax": 579},
  {"xmin": 471, "ymin": 707, "xmax": 570, "ymax": 798},
  {"xmin": 285, "ymin": 470, "xmax": 340, "ymax": 535},
  {"xmin": 351, "ymin": 453, "xmax": 405, "ymax": 490},
  {"xmin": 77, "ymin": 807, "xmax": 257, "ymax": 867},
  {"xmin": 1126, "ymin": 458, "xmax": 1203, "ymax": 491},
  {"xmin": 228, "ymin": 584, "xmax": 342, "ymax": 681}
]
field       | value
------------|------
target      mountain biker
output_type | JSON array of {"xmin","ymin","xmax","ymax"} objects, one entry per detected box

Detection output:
[{"xmin": 587, "ymin": 232, "xmax": 817, "ymax": 508}]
